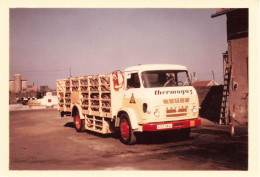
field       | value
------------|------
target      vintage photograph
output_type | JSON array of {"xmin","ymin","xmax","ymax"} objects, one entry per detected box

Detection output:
[{"xmin": 7, "ymin": 7, "xmax": 253, "ymax": 173}]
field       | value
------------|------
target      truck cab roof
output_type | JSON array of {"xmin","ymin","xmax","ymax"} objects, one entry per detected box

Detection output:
[{"xmin": 124, "ymin": 64, "xmax": 188, "ymax": 72}]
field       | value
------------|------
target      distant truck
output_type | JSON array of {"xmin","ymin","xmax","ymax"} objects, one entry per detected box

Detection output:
[
  {"xmin": 57, "ymin": 64, "xmax": 201, "ymax": 144},
  {"xmin": 38, "ymin": 92, "xmax": 58, "ymax": 107}
]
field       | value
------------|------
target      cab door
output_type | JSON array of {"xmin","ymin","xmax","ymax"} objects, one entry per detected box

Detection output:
[{"xmin": 123, "ymin": 72, "xmax": 144, "ymax": 123}]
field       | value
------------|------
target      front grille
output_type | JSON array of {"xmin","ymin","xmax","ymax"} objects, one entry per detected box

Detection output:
[
  {"xmin": 166, "ymin": 106, "xmax": 188, "ymax": 117},
  {"xmin": 166, "ymin": 109, "xmax": 176, "ymax": 113},
  {"xmin": 178, "ymin": 108, "xmax": 187, "ymax": 112}
]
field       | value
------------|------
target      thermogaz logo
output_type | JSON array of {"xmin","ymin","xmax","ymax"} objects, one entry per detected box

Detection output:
[{"xmin": 155, "ymin": 89, "xmax": 193, "ymax": 95}]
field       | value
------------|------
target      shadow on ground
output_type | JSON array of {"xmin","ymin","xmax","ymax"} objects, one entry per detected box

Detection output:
[
  {"xmin": 136, "ymin": 131, "xmax": 194, "ymax": 144},
  {"xmin": 168, "ymin": 140, "xmax": 248, "ymax": 170},
  {"xmin": 64, "ymin": 122, "xmax": 117, "ymax": 139},
  {"xmin": 64, "ymin": 122, "xmax": 194, "ymax": 144}
]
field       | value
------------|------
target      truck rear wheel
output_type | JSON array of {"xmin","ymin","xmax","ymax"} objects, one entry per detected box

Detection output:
[
  {"xmin": 74, "ymin": 111, "xmax": 85, "ymax": 132},
  {"xmin": 119, "ymin": 113, "xmax": 136, "ymax": 145}
]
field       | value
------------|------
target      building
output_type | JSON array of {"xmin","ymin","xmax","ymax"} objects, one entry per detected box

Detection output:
[
  {"xmin": 9, "ymin": 74, "xmax": 28, "ymax": 93},
  {"xmin": 212, "ymin": 8, "xmax": 248, "ymax": 124},
  {"xmin": 40, "ymin": 86, "xmax": 51, "ymax": 92},
  {"xmin": 9, "ymin": 80, "xmax": 14, "ymax": 93},
  {"xmin": 27, "ymin": 85, "xmax": 38, "ymax": 92},
  {"xmin": 14, "ymin": 74, "xmax": 21, "ymax": 93},
  {"xmin": 192, "ymin": 80, "xmax": 219, "ymax": 87},
  {"xmin": 22, "ymin": 80, "xmax": 28, "ymax": 91}
]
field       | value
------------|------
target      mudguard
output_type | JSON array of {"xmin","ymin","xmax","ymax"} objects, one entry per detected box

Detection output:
[
  {"xmin": 72, "ymin": 104, "xmax": 84, "ymax": 119},
  {"xmin": 116, "ymin": 108, "xmax": 139, "ymax": 130}
]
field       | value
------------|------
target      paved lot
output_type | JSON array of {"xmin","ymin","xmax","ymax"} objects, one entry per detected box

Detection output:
[{"xmin": 9, "ymin": 109, "xmax": 248, "ymax": 170}]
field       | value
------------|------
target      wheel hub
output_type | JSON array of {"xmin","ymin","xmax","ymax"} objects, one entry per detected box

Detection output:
[
  {"xmin": 75, "ymin": 114, "xmax": 81, "ymax": 129},
  {"xmin": 121, "ymin": 119, "xmax": 129, "ymax": 140}
]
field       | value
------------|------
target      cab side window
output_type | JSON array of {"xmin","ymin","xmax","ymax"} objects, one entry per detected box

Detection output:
[{"xmin": 127, "ymin": 73, "xmax": 140, "ymax": 88}]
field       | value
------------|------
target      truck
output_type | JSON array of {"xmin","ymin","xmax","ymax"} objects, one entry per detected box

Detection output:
[{"xmin": 57, "ymin": 64, "xmax": 201, "ymax": 145}]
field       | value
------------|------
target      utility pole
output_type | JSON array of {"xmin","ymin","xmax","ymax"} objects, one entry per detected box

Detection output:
[
  {"xmin": 212, "ymin": 71, "xmax": 215, "ymax": 81},
  {"xmin": 70, "ymin": 68, "xmax": 72, "ymax": 78}
]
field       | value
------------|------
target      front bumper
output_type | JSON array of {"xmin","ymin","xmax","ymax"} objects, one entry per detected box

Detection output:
[{"xmin": 142, "ymin": 118, "xmax": 201, "ymax": 131}]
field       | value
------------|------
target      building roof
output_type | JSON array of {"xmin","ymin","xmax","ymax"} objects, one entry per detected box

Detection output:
[
  {"xmin": 124, "ymin": 64, "xmax": 188, "ymax": 72},
  {"xmin": 192, "ymin": 80, "xmax": 219, "ymax": 86},
  {"xmin": 211, "ymin": 8, "xmax": 236, "ymax": 18}
]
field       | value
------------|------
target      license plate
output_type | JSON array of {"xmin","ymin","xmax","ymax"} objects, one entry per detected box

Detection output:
[{"xmin": 157, "ymin": 123, "xmax": 173, "ymax": 130}]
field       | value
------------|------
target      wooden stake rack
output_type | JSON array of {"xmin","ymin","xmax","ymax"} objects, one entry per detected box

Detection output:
[{"xmin": 57, "ymin": 73, "xmax": 122, "ymax": 134}]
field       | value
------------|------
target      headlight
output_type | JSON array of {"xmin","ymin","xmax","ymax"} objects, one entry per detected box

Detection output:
[
  {"xmin": 143, "ymin": 103, "xmax": 151, "ymax": 114},
  {"xmin": 154, "ymin": 108, "xmax": 161, "ymax": 117},
  {"xmin": 192, "ymin": 106, "xmax": 198, "ymax": 113}
]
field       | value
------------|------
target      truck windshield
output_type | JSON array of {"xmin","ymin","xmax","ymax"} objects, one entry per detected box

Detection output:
[{"xmin": 141, "ymin": 70, "xmax": 191, "ymax": 88}]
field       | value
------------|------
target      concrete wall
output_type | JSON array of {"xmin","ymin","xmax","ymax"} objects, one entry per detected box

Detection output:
[
  {"xmin": 224, "ymin": 9, "xmax": 249, "ymax": 124},
  {"xmin": 194, "ymin": 86, "xmax": 223, "ymax": 123},
  {"xmin": 228, "ymin": 37, "xmax": 248, "ymax": 124}
]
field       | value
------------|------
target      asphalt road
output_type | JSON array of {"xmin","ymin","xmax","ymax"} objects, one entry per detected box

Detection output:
[{"xmin": 9, "ymin": 109, "xmax": 248, "ymax": 170}]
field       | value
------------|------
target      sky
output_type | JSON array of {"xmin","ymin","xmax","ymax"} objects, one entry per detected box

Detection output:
[{"xmin": 10, "ymin": 8, "xmax": 227, "ymax": 89}]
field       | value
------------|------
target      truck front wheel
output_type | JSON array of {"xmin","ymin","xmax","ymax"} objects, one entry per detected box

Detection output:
[
  {"xmin": 119, "ymin": 113, "xmax": 136, "ymax": 145},
  {"xmin": 74, "ymin": 111, "xmax": 85, "ymax": 132}
]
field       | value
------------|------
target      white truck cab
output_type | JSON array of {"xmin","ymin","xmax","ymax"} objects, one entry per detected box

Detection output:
[{"xmin": 116, "ymin": 64, "xmax": 200, "ymax": 144}]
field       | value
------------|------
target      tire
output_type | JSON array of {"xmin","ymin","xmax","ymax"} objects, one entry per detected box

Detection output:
[
  {"xmin": 74, "ymin": 111, "xmax": 85, "ymax": 132},
  {"xmin": 119, "ymin": 113, "xmax": 136, "ymax": 145},
  {"xmin": 61, "ymin": 111, "xmax": 64, "ymax": 117},
  {"xmin": 179, "ymin": 128, "xmax": 191, "ymax": 139}
]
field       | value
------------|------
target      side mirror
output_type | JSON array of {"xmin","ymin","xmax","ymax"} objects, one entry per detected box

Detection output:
[{"xmin": 126, "ymin": 73, "xmax": 131, "ymax": 79}]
